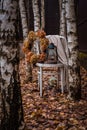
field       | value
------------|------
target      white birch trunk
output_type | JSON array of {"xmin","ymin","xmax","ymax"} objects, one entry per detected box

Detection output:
[
  {"xmin": 19, "ymin": 0, "xmax": 28, "ymax": 39},
  {"xmin": 59, "ymin": 0, "xmax": 66, "ymax": 36},
  {"xmin": 32, "ymin": 0, "xmax": 40, "ymax": 31},
  {"xmin": 65, "ymin": 0, "xmax": 81, "ymax": 100},
  {"xmin": 41, "ymin": 0, "xmax": 45, "ymax": 30},
  {"xmin": 0, "ymin": 0, "xmax": 24, "ymax": 129},
  {"xmin": 19, "ymin": 0, "xmax": 33, "ymax": 83},
  {"xmin": 59, "ymin": 0, "xmax": 62, "ymax": 13}
]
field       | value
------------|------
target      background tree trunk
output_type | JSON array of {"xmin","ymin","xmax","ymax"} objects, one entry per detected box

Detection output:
[
  {"xmin": 59, "ymin": 0, "xmax": 62, "ymax": 12},
  {"xmin": 19, "ymin": 0, "xmax": 33, "ymax": 83},
  {"xmin": 32, "ymin": 0, "xmax": 40, "ymax": 31},
  {"xmin": 19, "ymin": 0, "xmax": 28, "ymax": 39},
  {"xmin": 59, "ymin": 0, "xmax": 67, "ymax": 36},
  {"xmin": 65, "ymin": 0, "xmax": 81, "ymax": 100},
  {"xmin": 0, "ymin": 0, "xmax": 24, "ymax": 129},
  {"xmin": 41, "ymin": 0, "xmax": 45, "ymax": 30}
]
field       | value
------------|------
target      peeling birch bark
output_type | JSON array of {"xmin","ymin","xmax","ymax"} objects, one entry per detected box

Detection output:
[
  {"xmin": 0, "ymin": 0, "xmax": 24, "ymax": 129},
  {"xmin": 65, "ymin": 0, "xmax": 81, "ymax": 100},
  {"xmin": 32, "ymin": 0, "xmax": 40, "ymax": 31},
  {"xmin": 19, "ymin": 0, "xmax": 28, "ymax": 39},
  {"xmin": 41, "ymin": 0, "xmax": 45, "ymax": 30}
]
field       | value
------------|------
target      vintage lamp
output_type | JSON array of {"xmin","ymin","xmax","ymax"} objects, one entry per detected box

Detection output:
[{"xmin": 45, "ymin": 43, "xmax": 58, "ymax": 64}]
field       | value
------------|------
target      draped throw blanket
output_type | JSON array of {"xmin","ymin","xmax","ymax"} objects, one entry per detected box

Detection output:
[{"xmin": 46, "ymin": 35, "xmax": 69, "ymax": 65}]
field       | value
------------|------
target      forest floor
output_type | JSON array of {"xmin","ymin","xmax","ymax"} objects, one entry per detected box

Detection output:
[{"xmin": 19, "ymin": 59, "xmax": 87, "ymax": 130}]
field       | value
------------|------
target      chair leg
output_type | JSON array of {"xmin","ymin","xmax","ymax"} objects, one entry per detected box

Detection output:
[
  {"xmin": 60, "ymin": 67, "xmax": 64, "ymax": 93},
  {"xmin": 40, "ymin": 67, "xmax": 43, "ymax": 97},
  {"xmin": 57, "ymin": 68, "xmax": 59, "ymax": 88},
  {"xmin": 38, "ymin": 72, "xmax": 40, "ymax": 89},
  {"xmin": 66, "ymin": 67, "xmax": 69, "ymax": 91}
]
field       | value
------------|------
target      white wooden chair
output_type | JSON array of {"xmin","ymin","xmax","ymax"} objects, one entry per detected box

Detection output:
[
  {"xmin": 36, "ymin": 35, "xmax": 69, "ymax": 97},
  {"xmin": 36, "ymin": 62, "xmax": 65, "ymax": 97}
]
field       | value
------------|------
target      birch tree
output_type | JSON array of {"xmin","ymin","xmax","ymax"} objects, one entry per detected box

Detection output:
[
  {"xmin": 41, "ymin": 0, "xmax": 45, "ymax": 30},
  {"xmin": 24, "ymin": 0, "xmax": 31, "ymax": 29},
  {"xmin": 32, "ymin": 0, "xmax": 40, "ymax": 31},
  {"xmin": 59, "ymin": 0, "xmax": 66, "ymax": 36},
  {"xmin": 19, "ymin": 0, "xmax": 28, "ymax": 39},
  {"xmin": 59, "ymin": 0, "xmax": 62, "ymax": 14},
  {"xmin": 0, "ymin": 0, "xmax": 24, "ymax": 129},
  {"xmin": 65, "ymin": 0, "xmax": 81, "ymax": 100},
  {"xmin": 19, "ymin": 0, "xmax": 33, "ymax": 83}
]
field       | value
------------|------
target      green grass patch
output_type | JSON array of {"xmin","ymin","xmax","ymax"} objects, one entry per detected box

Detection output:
[{"xmin": 79, "ymin": 52, "xmax": 87, "ymax": 70}]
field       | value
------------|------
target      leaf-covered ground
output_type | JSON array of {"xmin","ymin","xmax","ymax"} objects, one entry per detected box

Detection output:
[{"xmin": 19, "ymin": 59, "xmax": 87, "ymax": 130}]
